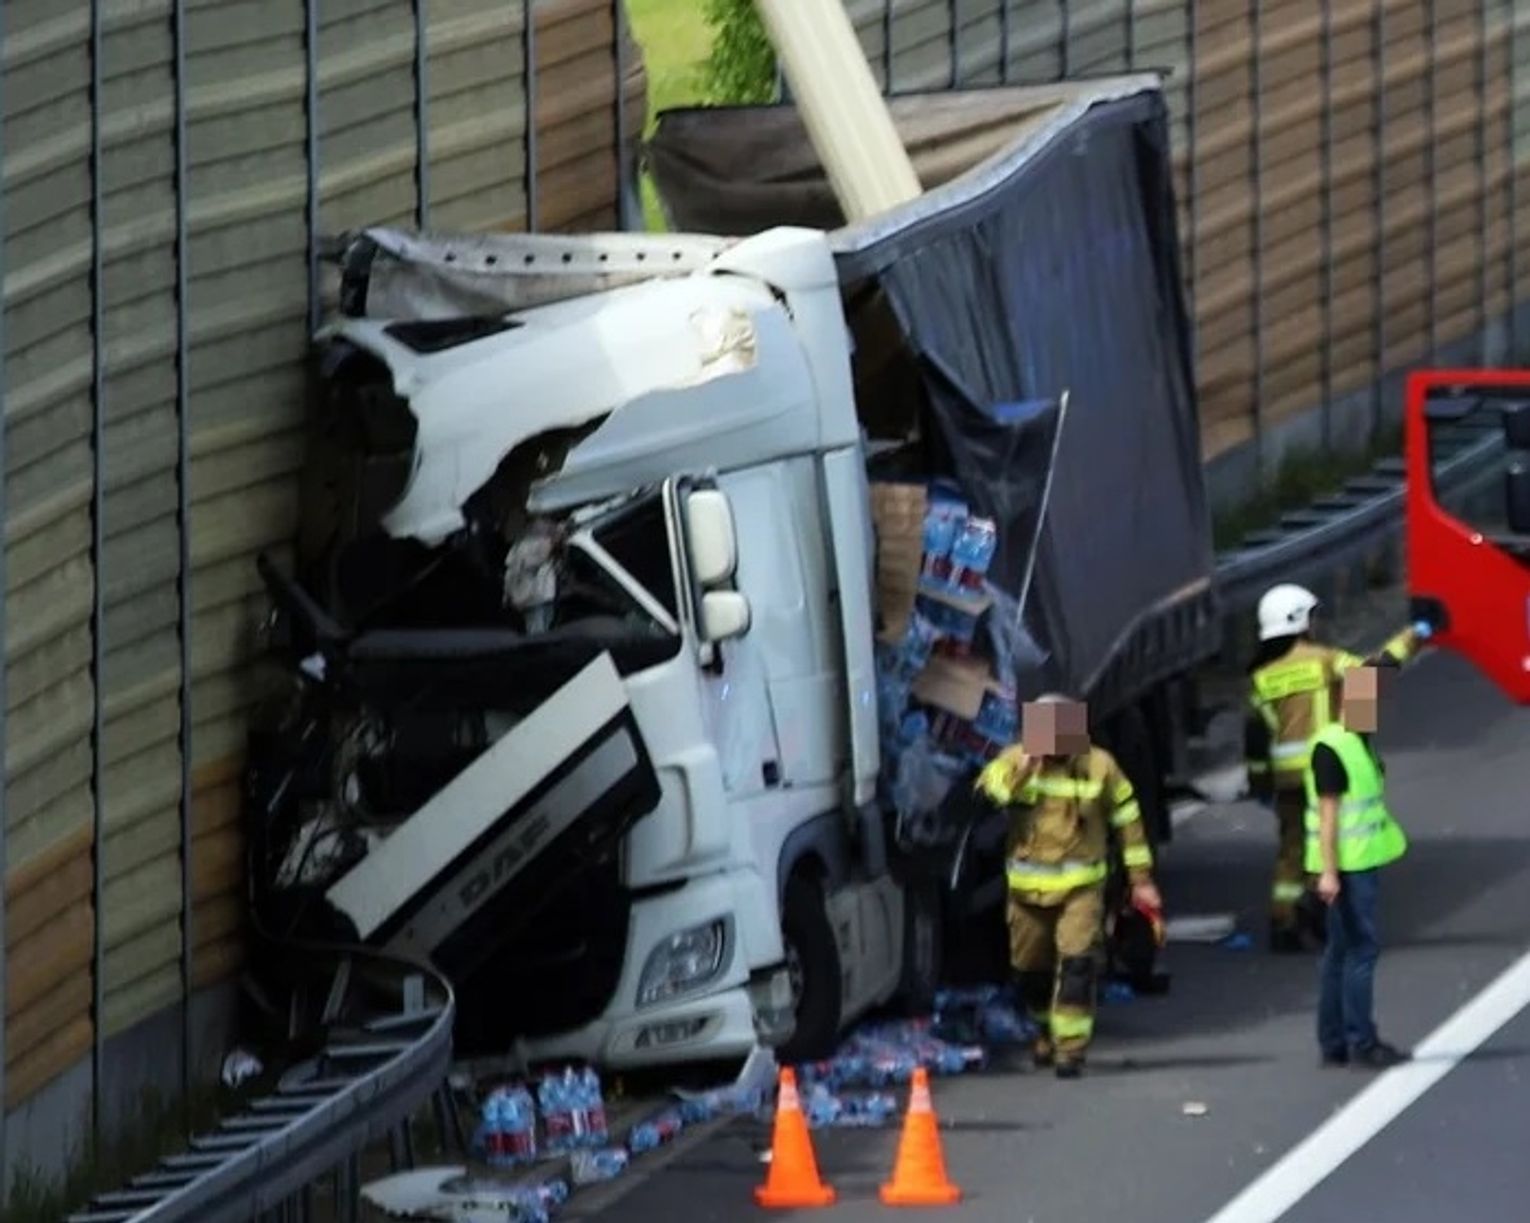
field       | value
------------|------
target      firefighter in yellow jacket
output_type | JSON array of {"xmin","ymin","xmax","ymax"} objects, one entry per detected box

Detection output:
[
  {"xmin": 1244, "ymin": 583, "xmax": 1430, "ymax": 952},
  {"xmin": 975, "ymin": 693, "xmax": 1161, "ymax": 1079}
]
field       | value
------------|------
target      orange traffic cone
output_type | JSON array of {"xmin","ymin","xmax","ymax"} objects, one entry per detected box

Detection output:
[
  {"xmin": 754, "ymin": 1068, "xmax": 836, "ymax": 1209},
  {"xmin": 879, "ymin": 1067, "xmax": 962, "ymax": 1207}
]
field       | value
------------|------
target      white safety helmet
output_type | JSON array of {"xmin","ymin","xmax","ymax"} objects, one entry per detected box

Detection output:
[{"xmin": 1257, "ymin": 583, "xmax": 1319, "ymax": 642}]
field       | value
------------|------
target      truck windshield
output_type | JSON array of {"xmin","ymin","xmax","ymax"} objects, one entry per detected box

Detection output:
[{"xmin": 544, "ymin": 492, "xmax": 680, "ymax": 643}]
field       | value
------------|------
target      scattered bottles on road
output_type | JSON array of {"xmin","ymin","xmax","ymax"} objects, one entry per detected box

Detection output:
[
  {"xmin": 570, "ymin": 1146, "xmax": 630, "ymax": 1185},
  {"xmin": 627, "ymin": 1107, "xmax": 686, "ymax": 1154},
  {"xmin": 803, "ymin": 1082, "xmax": 898, "ymax": 1129}
]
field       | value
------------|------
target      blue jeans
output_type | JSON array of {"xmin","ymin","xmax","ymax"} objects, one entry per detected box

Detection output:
[{"xmin": 1318, "ymin": 867, "xmax": 1382, "ymax": 1056}]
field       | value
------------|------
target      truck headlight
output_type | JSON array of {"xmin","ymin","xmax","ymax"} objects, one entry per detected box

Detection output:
[{"xmin": 636, "ymin": 917, "xmax": 732, "ymax": 1009}]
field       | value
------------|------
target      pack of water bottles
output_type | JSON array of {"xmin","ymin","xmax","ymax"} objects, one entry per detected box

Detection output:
[
  {"xmin": 538, "ymin": 1065, "xmax": 609, "ymax": 1154},
  {"xmin": 473, "ymin": 1065, "xmax": 609, "ymax": 1169},
  {"xmin": 475, "ymin": 1082, "xmax": 540, "ymax": 1169}
]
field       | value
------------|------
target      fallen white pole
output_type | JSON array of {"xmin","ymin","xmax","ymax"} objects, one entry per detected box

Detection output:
[{"xmin": 754, "ymin": 0, "xmax": 923, "ymax": 223}]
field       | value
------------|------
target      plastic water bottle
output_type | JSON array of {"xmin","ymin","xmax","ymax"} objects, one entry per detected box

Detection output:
[
  {"xmin": 627, "ymin": 1109, "xmax": 685, "ymax": 1154},
  {"xmin": 949, "ymin": 515, "xmax": 998, "ymax": 591},
  {"xmin": 805, "ymin": 1083, "xmax": 841, "ymax": 1128},
  {"xmin": 580, "ymin": 1067, "xmax": 608, "ymax": 1146},
  {"xmin": 504, "ymin": 1084, "xmax": 537, "ymax": 1164},
  {"xmin": 539, "ymin": 1071, "xmax": 574, "ymax": 1154}
]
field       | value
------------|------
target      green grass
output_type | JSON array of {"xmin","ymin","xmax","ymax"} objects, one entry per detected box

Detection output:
[
  {"xmin": 626, "ymin": 0, "xmax": 715, "ymax": 231},
  {"xmin": 1211, "ymin": 424, "xmax": 1406, "ymax": 551},
  {"xmin": 3, "ymin": 1086, "xmax": 230, "ymax": 1223}
]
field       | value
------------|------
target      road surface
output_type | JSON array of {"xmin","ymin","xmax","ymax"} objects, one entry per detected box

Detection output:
[{"xmin": 574, "ymin": 649, "xmax": 1530, "ymax": 1223}]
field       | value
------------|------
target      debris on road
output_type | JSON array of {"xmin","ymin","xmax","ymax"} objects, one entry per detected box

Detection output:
[
  {"xmin": 219, "ymin": 1048, "xmax": 263, "ymax": 1089},
  {"xmin": 1165, "ymin": 914, "xmax": 1239, "ymax": 944},
  {"xmin": 1220, "ymin": 932, "xmax": 1255, "ymax": 951},
  {"xmin": 570, "ymin": 1147, "xmax": 630, "ymax": 1185},
  {"xmin": 361, "ymin": 1167, "xmax": 570, "ymax": 1222},
  {"xmin": 1102, "ymin": 981, "xmax": 1136, "ymax": 1006},
  {"xmin": 1182, "ymin": 1102, "xmax": 1209, "ymax": 1117}
]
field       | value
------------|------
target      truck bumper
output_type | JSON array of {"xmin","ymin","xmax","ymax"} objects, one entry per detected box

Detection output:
[{"xmin": 517, "ymin": 869, "xmax": 792, "ymax": 1069}]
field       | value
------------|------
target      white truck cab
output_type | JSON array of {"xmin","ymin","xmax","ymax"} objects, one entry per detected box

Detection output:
[{"xmin": 254, "ymin": 227, "xmax": 927, "ymax": 1068}]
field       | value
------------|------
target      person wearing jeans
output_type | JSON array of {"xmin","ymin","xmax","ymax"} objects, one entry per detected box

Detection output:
[{"xmin": 1304, "ymin": 663, "xmax": 1413, "ymax": 1070}]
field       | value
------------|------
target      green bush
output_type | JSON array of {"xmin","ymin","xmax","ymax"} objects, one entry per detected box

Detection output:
[{"xmin": 700, "ymin": 0, "xmax": 777, "ymax": 105}]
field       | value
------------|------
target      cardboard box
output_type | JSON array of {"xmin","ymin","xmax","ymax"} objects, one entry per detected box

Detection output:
[
  {"xmin": 870, "ymin": 481, "xmax": 928, "ymax": 641},
  {"xmin": 913, "ymin": 654, "xmax": 996, "ymax": 721}
]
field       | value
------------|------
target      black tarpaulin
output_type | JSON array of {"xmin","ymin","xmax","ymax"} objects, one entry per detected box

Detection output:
[{"xmin": 648, "ymin": 80, "xmax": 1216, "ymax": 709}]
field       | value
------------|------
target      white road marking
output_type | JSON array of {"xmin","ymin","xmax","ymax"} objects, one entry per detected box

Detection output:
[{"xmin": 1202, "ymin": 944, "xmax": 1530, "ymax": 1223}]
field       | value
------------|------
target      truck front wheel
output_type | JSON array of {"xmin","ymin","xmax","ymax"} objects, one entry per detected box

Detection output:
[
  {"xmin": 896, "ymin": 874, "xmax": 944, "ymax": 1016},
  {"xmin": 779, "ymin": 875, "xmax": 842, "ymax": 1063}
]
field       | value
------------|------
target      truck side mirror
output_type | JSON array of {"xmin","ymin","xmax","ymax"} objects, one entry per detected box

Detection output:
[
  {"xmin": 1508, "ymin": 460, "xmax": 1530, "ymax": 536},
  {"xmin": 701, "ymin": 590, "xmax": 752, "ymax": 642},
  {"xmin": 685, "ymin": 489, "xmax": 738, "ymax": 588}
]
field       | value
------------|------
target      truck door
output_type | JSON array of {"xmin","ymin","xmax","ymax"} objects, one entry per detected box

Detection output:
[
  {"xmin": 820, "ymin": 449, "xmax": 880, "ymax": 805},
  {"xmin": 663, "ymin": 476, "xmax": 783, "ymax": 797},
  {"xmin": 1406, "ymin": 369, "xmax": 1530, "ymax": 703}
]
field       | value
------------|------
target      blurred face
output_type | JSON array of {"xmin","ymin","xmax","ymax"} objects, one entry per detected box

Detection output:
[
  {"xmin": 1341, "ymin": 666, "xmax": 1385, "ymax": 733},
  {"xmin": 1022, "ymin": 699, "xmax": 1090, "ymax": 757}
]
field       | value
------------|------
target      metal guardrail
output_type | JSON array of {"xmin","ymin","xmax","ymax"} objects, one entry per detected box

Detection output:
[
  {"xmin": 1212, "ymin": 414, "xmax": 1506, "ymax": 610},
  {"xmin": 65, "ymin": 943, "xmax": 458, "ymax": 1223}
]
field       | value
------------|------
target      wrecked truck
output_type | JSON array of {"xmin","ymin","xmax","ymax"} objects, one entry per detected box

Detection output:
[{"xmin": 244, "ymin": 75, "xmax": 1220, "ymax": 1070}]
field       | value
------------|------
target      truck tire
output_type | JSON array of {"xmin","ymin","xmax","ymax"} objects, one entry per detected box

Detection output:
[
  {"xmin": 1107, "ymin": 704, "xmax": 1166, "ymax": 851},
  {"xmin": 779, "ymin": 875, "xmax": 843, "ymax": 1064},
  {"xmin": 896, "ymin": 874, "xmax": 944, "ymax": 1016}
]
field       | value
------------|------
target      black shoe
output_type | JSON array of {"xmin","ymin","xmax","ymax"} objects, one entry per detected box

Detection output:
[
  {"xmin": 1055, "ymin": 1060, "xmax": 1083, "ymax": 1080},
  {"xmin": 1352, "ymin": 1041, "xmax": 1410, "ymax": 1070},
  {"xmin": 1320, "ymin": 1049, "xmax": 1349, "ymax": 1068},
  {"xmin": 1270, "ymin": 926, "xmax": 1306, "ymax": 954}
]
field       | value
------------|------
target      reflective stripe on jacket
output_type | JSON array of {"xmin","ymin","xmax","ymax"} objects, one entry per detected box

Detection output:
[
  {"xmin": 975, "ymin": 744, "xmax": 1153, "ymax": 899},
  {"xmin": 1302, "ymin": 722, "xmax": 1408, "ymax": 873}
]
